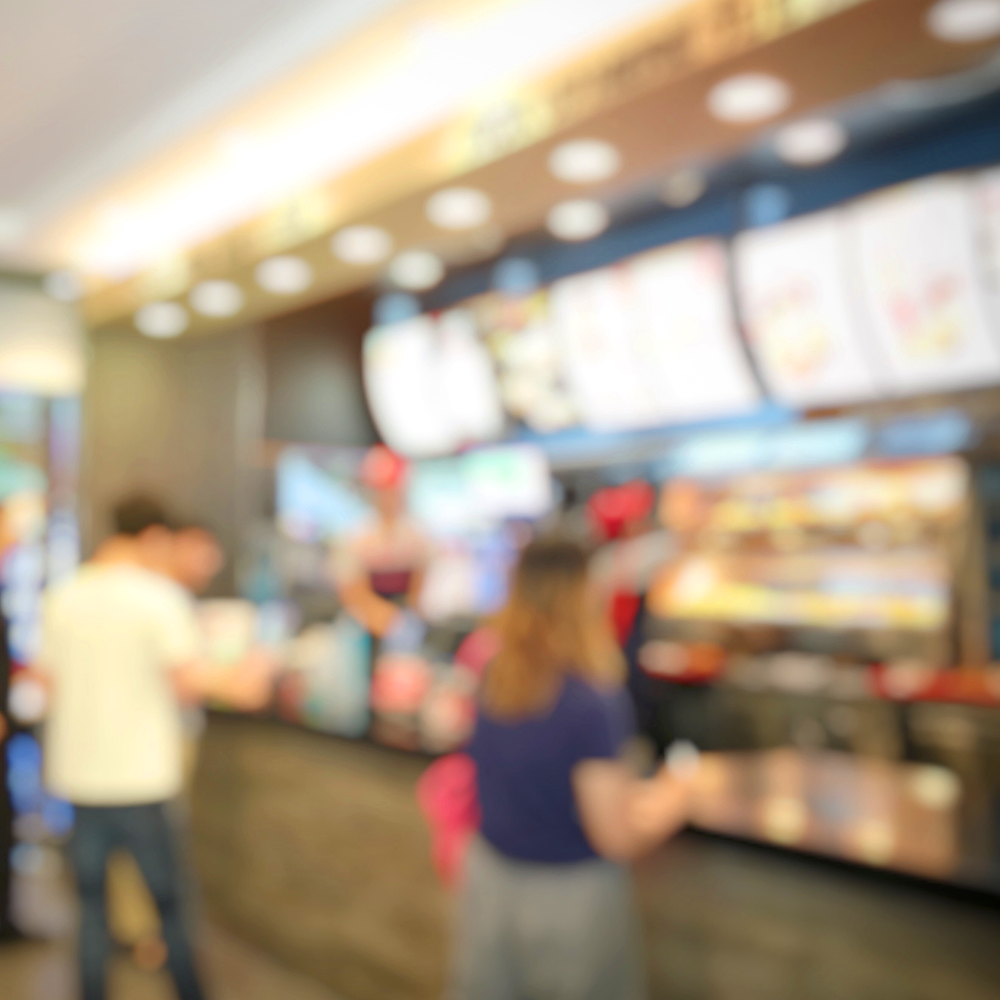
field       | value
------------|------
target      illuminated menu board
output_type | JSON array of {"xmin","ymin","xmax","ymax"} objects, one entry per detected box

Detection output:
[
  {"xmin": 734, "ymin": 211, "xmax": 882, "ymax": 407},
  {"xmin": 975, "ymin": 166, "xmax": 1000, "ymax": 326},
  {"xmin": 550, "ymin": 239, "xmax": 760, "ymax": 431},
  {"xmin": 363, "ymin": 313, "xmax": 504, "ymax": 457},
  {"xmin": 851, "ymin": 175, "xmax": 1000, "ymax": 395},
  {"xmin": 632, "ymin": 240, "xmax": 761, "ymax": 424}
]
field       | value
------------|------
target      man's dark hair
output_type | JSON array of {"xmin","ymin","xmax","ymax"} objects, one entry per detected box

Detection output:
[{"xmin": 112, "ymin": 495, "xmax": 171, "ymax": 537}]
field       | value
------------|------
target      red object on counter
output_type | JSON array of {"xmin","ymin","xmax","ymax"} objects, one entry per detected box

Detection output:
[{"xmin": 870, "ymin": 663, "xmax": 1000, "ymax": 706}]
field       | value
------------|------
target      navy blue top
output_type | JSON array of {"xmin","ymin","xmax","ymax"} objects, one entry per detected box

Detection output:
[{"xmin": 469, "ymin": 676, "xmax": 631, "ymax": 864}]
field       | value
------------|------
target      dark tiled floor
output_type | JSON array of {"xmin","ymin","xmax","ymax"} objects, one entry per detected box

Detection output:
[
  {"xmin": 3, "ymin": 835, "xmax": 999, "ymax": 1000},
  {"xmin": 0, "ymin": 923, "xmax": 343, "ymax": 1000}
]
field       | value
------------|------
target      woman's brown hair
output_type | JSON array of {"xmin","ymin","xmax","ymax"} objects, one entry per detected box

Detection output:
[{"xmin": 483, "ymin": 538, "xmax": 624, "ymax": 717}]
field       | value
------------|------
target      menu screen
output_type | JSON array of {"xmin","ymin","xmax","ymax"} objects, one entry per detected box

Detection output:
[
  {"xmin": 550, "ymin": 239, "xmax": 760, "ymax": 431},
  {"xmin": 975, "ymin": 167, "xmax": 1000, "ymax": 327},
  {"xmin": 464, "ymin": 290, "xmax": 578, "ymax": 434},
  {"xmin": 550, "ymin": 264, "xmax": 655, "ymax": 431},
  {"xmin": 851, "ymin": 175, "xmax": 1000, "ymax": 394},
  {"xmin": 632, "ymin": 240, "xmax": 761, "ymax": 424},
  {"xmin": 363, "ymin": 314, "xmax": 504, "ymax": 457},
  {"xmin": 735, "ymin": 211, "xmax": 882, "ymax": 407}
]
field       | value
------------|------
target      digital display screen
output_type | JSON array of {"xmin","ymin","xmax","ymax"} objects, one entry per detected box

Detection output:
[
  {"xmin": 408, "ymin": 443, "xmax": 554, "ymax": 535},
  {"xmin": 463, "ymin": 290, "xmax": 578, "ymax": 434},
  {"xmin": 735, "ymin": 210, "xmax": 882, "ymax": 407},
  {"xmin": 851, "ymin": 175, "xmax": 1000, "ymax": 395},
  {"xmin": 550, "ymin": 239, "xmax": 760, "ymax": 431},
  {"xmin": 363, "ymin": 314, "xmax": 504, "ymax": 458},
  {"xmin": 276, "ymin": 448, "xmax": 371, "ymax": 544}
]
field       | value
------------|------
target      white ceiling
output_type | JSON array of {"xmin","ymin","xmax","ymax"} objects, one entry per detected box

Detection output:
[{"xmin": 0, "ymin": 0, "xmax": 408, "ymax": 264}]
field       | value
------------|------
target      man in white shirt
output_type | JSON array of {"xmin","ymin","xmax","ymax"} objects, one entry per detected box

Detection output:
[{"xmin": 39, "ymin": 496, "xmax": 209, "ymax": 1000}]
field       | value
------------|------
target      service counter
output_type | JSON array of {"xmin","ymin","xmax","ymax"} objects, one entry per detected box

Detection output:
[
  {"xmin": 190, "ymin": 713, "xmax": 1000, "ymax": 1000},
  {"xmin": 191, "ymin": 713, "xmax": 448, "ymax": 1000}
]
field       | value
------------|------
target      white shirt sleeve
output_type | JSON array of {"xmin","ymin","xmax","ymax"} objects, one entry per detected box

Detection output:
[{"xmin": 153, "ymin": 584, "xmax": 202, "ymax": 669}]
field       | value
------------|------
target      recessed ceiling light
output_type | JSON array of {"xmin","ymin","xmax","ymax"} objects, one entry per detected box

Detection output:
[
  {"xmin": 255, "ymin": 255, "xmax": 313, "ymax": 295},
  {"xmin": 774, "ymin": 118, "xmax": 848, "ymax": 165},
  {"xmin": 708, "ymin": 73, "xmax": 792, "ymax": 124},
  {"xmin": 43, "ymin": 270, "xmax": 84, "ymax": 303},
  {"xmin": 331, "ymin": 225, "xmax": 394, "ymax": 265},
  {"xmin": 425, "ymin": 187, "xmax": 493, "ymax": 230},
  {"xmin": 388, "ymin": 250, "xmax": 445, "ymax": 290},
  {"xmin": 546, "ymin": 199, "xmax": 609, "ymax": 241},
  {"xmin": 135, "ymin": 302, "xmax": 189, "ymax": 339},
  {"xmin": 548, "ymin": 139, "xmax": 622, "ymax": 185},
  {"xmin": 927, "ymin": 0, "xmax": 1000, "ymax": 41},
  {"xmin": 661, "ymin": 169, "xmax": 707, "ymax": 208},
  {"xmin": 189, "ymin": 279, "xmax": 245, "ymax": 318}
]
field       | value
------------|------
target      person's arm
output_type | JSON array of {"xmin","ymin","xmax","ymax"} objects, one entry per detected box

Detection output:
[
  {"xmin": 158, "ymin": 589, "xmax": 273, "ymax": 710},
  {"xmin": 572, "ymin": 759, "xmax": 693, "ymax": 863},
  {"xmin": 169, "ymin": 650, "xmax": 274, "ymax": 711},
  {"xmin": 336, "ymin": 577, "xmax": 401, "ymax": 638}
]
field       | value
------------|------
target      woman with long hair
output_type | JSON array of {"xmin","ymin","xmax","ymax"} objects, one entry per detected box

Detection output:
[{"xmin": 450, "ymin": 539, "xmax": 693, "ymax": 1000}]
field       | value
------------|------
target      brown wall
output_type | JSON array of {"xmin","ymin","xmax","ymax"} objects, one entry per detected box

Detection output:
[
  {"xmin": 82, "ymin": 324, "xmax": 266, "ymax": 589},
  {"xmin": 82, "ymin": 291, "xmax": 377, "ymax": 589},
  {"xmin": 263, "ymin": 290, "xmax": 376, "ymax": 448}
]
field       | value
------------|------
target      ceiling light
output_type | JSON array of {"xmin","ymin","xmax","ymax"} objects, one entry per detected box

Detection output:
[
  {"xmin": 388, "ymin": 250, "xmax": 445, "ymax": 290},
  {"xmin": 548, "ymin": 139, "xmax": 622, "ymax": 184},
  {"xmin": 927, "ymin": 0, "xmax": 1000, "ymax": 41},
  {"xmin": 255, "ymin": 255, "xmax": 313, "ymax": 295},
  {"xmin": 546, "ymin": 199, "xmax": 609, "ymax": 241},
  {"xmin": 134, "ymin": 302, "xmax": 189, "ymax": 339},
  {"xmin": 189, "ymin": 280, "xmax": 245, "ymax": 318},
  {"xmin": 425, "ymin": 187, "xmax": 493, "ymax": 230},
  {"xmin": 661, "ymin": 169, "xmax": 707, "ymax": 208},
  {"xmin": 43, "ymin": 271, "xmax": 84, "ymax": 303},
  {"xmin": 708, "ymin": 73, "xmax": 792, "ymax": 124},
  {"xmin": 331, "ymin": 225, "xmax": 394, "ymax": 265},
  {"xmin": 774, "ymin": 118, "xmax": 848, "ymax": 165}
]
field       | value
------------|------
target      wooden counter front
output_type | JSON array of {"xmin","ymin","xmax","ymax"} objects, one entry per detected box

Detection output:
[{"xmin": 191, "ymin": 714, "xmax": 448, "ymax": 1000}]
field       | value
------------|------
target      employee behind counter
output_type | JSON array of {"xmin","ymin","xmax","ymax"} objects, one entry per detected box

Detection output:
[{"xmin": 330, "ymin": 446, "xmax": 432, "ymax": 645}]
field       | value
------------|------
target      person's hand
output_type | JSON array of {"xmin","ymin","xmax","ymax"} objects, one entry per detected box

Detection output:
[
  {"xmin": 369, "ymin": 600, "xmax": 402, "ymax": 639},
  {"xmin": 629, "ymin": 763, "xmax": 695, "ymax": 836},
  {"xmin": 225, "ymin": 649, "xmax": 277, "ymax": 711},
  {"xmin": 0, "ymin": 714, "xmax": 8, "ymax": 743}
]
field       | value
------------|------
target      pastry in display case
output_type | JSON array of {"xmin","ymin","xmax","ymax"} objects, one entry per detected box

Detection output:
[{"xmin": 649, "ymin": 458, "xmax": 968, "ymax": 656}]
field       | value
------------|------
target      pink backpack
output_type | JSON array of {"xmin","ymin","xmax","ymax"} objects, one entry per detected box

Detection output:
[{"xmin": 416, "ymin": 753, "xmax": 481, "ymax": 887}]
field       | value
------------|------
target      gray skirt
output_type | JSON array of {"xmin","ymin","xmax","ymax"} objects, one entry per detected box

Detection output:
[{"xmin": 449, "ymin": 837, "xmax": 646, "ymax": 1000}]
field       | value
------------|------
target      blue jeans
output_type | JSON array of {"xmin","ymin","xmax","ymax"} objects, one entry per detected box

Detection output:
[{"xmin": 69, "ymin": 803, "xmax": 207, "ymax": 1000}]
